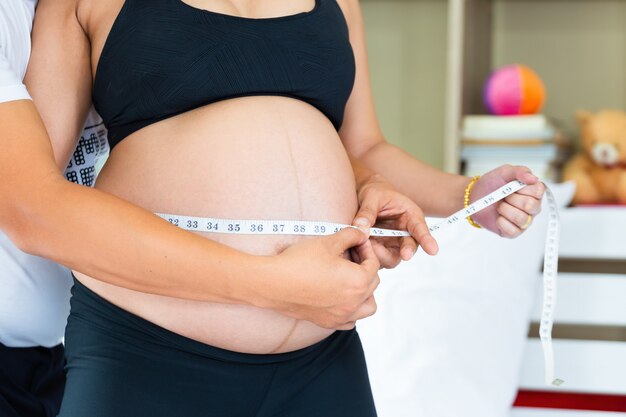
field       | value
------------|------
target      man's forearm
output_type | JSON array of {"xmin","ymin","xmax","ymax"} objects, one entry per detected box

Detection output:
[
  {"xmin": 0, "ymin": 100, "xmax": 267, "ymax": 306},
  {"xmin": 20, "ymin": 178, "xmax": 265, "ymax": 303}
]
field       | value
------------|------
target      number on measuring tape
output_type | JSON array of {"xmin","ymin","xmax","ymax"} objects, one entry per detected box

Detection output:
[{"xmin": 250, "ymin": 224, "xmax": 263, "ymax": 233}]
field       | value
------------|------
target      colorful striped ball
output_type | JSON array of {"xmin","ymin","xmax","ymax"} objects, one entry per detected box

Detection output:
[{"xmin": 483, "ymin": 64, "xmax": 546, "ymax": 115}]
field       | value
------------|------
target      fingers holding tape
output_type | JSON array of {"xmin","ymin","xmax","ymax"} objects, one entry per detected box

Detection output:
[
  {"xmin": 408, "ymin": 219, "xmax": 438, "ymax": 256},
  {"xmin": 513, "ymin": 181, "xmax": 546, "ymax": 200},
  {"xmin": 521, "ymin": 215, "xmax": 533, "ymax": 230},
  {"xmin": 505, "ymin": 186, "xmax": 544, "ymax": 215},
  {"xmin": 370, "ymin": 238, "xmax": 402, "ymax": 269},
  {"xmin": 497, "ymin": 200, "xmax": 535, "ymax": 232},
  {"xmin": 353, "ymin": 238, "xmax": 381, "ymax": 274},
  {"xmin": 400, "ymin": 236, "xmax": 418, "ymax": 261},
  {"xmin": 514, "ymin": 180, "xmax": 546, "ymax": 200},
  {"xmin": 496, "ymin": 216, "xmax": 522, "ymax": 238}
]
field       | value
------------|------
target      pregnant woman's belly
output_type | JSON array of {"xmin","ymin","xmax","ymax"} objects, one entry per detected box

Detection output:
[{"xmin": 74, "ymin": 96, "xmax": 359, "ymax": 354}]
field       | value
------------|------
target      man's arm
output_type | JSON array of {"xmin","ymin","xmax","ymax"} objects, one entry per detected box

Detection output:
[
  {"xmin": 0, "ymin": 0, "xmax": 381, "ymax": 329},
  {"xmin": 0, "ymin": 99, "xmax": 261, "ymax": 303}
]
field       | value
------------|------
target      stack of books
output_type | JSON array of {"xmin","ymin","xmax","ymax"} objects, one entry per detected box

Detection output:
[{"xmin": 460, "ymin": 114, "xmax": 568, "ymax": 181}]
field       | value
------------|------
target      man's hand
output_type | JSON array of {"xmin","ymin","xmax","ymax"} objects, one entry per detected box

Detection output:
[
  {"xmin": 352, "ymin": 174, "xmax": 438, "ymax": 268},
  {"xmin": 267, "ymin": 227, "xmax": 381, "ymax": 330},
  {"xmin": 471, "ymin": 165, "xmax": 545, "ymax": 238}
]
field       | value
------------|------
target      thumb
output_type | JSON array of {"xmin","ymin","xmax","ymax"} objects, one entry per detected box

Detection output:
[
  {"xmin": 328, "ymin": 226, "xmax": 369, "ymax": 253},
  {"xmin": 353, "ymin": 199, "xmax": 379, "ymax": 228}
]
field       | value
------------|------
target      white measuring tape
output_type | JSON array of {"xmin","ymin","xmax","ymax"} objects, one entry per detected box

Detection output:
[{"xmin": 156, "ymin": 179, "xmax": 562, "ymax": 386}]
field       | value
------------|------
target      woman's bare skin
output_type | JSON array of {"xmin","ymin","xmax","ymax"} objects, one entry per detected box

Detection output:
[{"xmin": 79, "ymin": 95, "xmax": 359, "ymax": 353}]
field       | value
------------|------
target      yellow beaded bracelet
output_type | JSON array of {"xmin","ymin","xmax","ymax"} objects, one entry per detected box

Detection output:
[{"xmin": 464, "ymin": 176, "xmax": 482, "ymax": 229}]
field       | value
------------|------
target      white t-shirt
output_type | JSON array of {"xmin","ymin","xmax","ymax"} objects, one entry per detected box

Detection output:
[
  {"xmin": 0, "ymin": 0, "xmax": 109, "ymax": 347},
  {"xmin": 0, "ymin": 0, "xmax": 35, "ymax": 102}
]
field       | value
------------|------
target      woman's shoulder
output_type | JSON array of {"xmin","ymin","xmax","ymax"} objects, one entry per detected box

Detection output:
[{"xmin": 334, "ymin": 0, "xmax": 359, "ymax": 29}]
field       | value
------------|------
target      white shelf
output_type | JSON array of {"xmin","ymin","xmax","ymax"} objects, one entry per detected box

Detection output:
[
  {"xmin": 531, "ymin": 273, "xmax": 626, "ymax": 326},
  {"xmin": 519, "ymin": 339, "xmax": 626, "ymax": 394},
  {"xmin": 560, "ymin": 207, "xmax": 626, "ymax": 259}
]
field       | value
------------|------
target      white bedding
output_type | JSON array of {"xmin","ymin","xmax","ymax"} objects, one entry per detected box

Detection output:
[{"xmin": 359, "ymin": 182, "xmax": 575, "ymax": 417}]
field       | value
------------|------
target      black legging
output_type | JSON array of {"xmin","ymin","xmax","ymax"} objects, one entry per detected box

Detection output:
[{"xmin": 59, "ymin": 278, "xmax": 377, "ymax": 417}]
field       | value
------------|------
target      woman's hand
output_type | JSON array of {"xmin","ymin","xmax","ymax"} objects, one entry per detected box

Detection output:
[
  {"xmin": 352, "ymin": 174, "xmax": 439, "ymax": 269},
  {"xmin": 470, "ymin": 165, "xmax": 545, "ymax": 238}
]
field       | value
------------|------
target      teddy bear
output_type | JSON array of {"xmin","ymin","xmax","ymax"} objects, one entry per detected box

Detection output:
[{"xmin": 563, "ymin": 109, "xmax": 626, "ymax": 204}]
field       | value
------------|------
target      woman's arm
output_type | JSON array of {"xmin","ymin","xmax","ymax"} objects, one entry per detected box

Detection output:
[
  {"xmin": 0, "ymin": 0, "xmax": 380, "ymax": 330},
  {"xmin": 24, "ymin": 0, "xmax": 91, "ymax": 171},
  {"xmin": 335, "ymin": 0, "xmax": 468, "ymax": 217},
  {"xmin": 337, "ymin": 0, "xmax": 543, "ymax": 236}
]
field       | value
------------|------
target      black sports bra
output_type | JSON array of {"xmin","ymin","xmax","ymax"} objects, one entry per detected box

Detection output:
[{"xmin": 93, "ymin": 0, "xmax": 356, "ymax": 150}]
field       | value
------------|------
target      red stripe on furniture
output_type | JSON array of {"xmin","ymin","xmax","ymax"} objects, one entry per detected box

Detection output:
[{"xmin": 514, "ymin": 390, "xmax": 626, "ymax": 412}]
